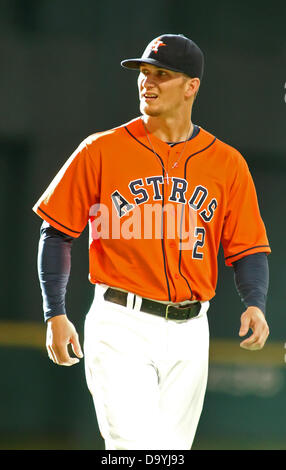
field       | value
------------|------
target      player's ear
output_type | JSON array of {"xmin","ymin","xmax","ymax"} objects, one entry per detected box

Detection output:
[{"xmin": 184, "ymin": 77, "xmax": 200, "ymax": 100}]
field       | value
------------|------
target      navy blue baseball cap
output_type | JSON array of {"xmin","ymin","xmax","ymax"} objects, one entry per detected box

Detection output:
[{"xmin": 121, "ymin": 34, "xmax": 204, "ymax": 80}]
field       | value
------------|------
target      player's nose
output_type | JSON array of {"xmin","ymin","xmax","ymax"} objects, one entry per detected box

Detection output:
[
  {"xmin": 140, "ymin": 73, "xmax": 157, "ymax": 89},
  {"xmin": 138, "ymin": 73, "xmax": 158, "ymax": 97}
]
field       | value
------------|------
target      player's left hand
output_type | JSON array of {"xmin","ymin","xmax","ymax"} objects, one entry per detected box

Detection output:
[{"xmin": 239, "ymin": 306, "xmax": 269, "ymax": 350}]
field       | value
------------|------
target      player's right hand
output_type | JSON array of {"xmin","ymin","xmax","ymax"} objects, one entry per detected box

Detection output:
[{"xmin": 46, "ymin": 315, "xmax": 84, "ymax": 366}]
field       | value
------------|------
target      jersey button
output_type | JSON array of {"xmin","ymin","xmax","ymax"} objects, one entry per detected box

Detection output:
[
  {"xmin": 169, "ymin": 241, "xmax": 176, "ymax": 248},
  {"xmin": 174, "ymin": 273, "xmax": 180, "ymax": 280}
]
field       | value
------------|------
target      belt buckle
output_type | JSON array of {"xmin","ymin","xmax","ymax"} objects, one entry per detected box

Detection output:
[
  {"xmin": 165, "ymin": 303, "xmax": 193, "ymax": 320},
  {"xmin": 165, "ymin": 304, "xmax": 171, "ymax": 320}
]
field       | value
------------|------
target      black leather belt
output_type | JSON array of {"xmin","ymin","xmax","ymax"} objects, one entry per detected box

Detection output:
[{"xmin": 103, "ymin": 288, "xmax": 201, "ymax": 320}]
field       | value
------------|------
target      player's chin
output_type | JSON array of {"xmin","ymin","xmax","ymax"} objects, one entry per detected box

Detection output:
[{"xmin": 139, "ymin": 101, "xmax": 161, "ymax": 117}]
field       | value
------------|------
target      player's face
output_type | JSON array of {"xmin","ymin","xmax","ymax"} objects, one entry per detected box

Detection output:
[{"xmin": 137, "ymin": 64, "xmax": 189, "ymax": 118}]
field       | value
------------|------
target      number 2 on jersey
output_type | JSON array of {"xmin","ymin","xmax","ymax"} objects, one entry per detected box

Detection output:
[{"xmin": 192, "ymin": 227, "xmax": 205, "ymax": 259}]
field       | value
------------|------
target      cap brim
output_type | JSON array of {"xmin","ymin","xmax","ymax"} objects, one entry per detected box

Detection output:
[{"xmin": 120, "ymin": 58, "xmax": 184, "ymax": 74}]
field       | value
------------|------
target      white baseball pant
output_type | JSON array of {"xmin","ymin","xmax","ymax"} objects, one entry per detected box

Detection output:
[{"xmin": 84, "ymin": 284, "xmax": 210, "ymax": 450}]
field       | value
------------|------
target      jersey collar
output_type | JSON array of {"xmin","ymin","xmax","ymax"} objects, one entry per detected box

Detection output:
[{"xmin": 124, "ymin": 116, "xmax": 216, "ymax": 159}]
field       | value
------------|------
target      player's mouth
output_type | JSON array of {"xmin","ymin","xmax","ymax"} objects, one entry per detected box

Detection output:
[{"xmin": 143, "ymin": 93, "xmax": 158, "ymax": 102}]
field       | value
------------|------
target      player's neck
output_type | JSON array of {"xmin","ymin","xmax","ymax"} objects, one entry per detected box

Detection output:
[{"xmin": 141, "ymin": 114, "xmax": 193, "ymax": 143}]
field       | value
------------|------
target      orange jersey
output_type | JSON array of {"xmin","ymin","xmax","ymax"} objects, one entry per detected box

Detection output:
[{"xmin": 33, "ymin": 117, "xmax": 271, "ymax": 303}]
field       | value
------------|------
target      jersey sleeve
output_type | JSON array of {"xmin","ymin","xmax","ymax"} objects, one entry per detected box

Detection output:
[
  {"xmin": 221, "ymin": 152, "xmax": 271, "ymax": 266},
  {"xmin": 33, "ymin": 140, "xmax": 98, "ymax": 238}
]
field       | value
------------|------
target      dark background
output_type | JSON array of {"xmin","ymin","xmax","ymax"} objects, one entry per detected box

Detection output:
[{"xmin": 0, "ymin": 0, "xmax": 285, "ymax": 450}]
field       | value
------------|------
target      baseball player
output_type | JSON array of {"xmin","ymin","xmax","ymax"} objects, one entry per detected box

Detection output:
[{"xmin": 33, "ymin": 34, "xmax": 271, "ymax": 450}]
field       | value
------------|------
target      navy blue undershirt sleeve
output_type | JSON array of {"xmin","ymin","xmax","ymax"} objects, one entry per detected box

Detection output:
[
  {"xmin": 37, "ymin": 220, "xmax": 74, "ymax": 322},
  {"xmin": 233, "ymin": 252, "xmax": 269, "ymax": 315}
]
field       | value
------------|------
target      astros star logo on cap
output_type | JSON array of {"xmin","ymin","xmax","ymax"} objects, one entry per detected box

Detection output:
[
  {"xmin": 121, "ymin": 34, "xmax": 205, "ymax": 79},
  {"xmin": 151, "ymin": 39, "xmax": 166, "ymax": 53}
]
